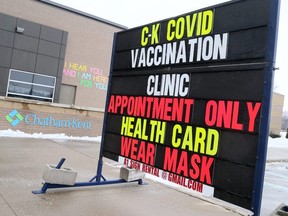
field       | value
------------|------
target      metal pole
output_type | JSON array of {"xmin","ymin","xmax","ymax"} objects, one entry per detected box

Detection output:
[
  {"xmin": 94, "ymin": 33, "xmax": 118, "ymax": 182},
  {"xmin": 251, "ymin": 0, "xmax": 280, "ymax": 215}
]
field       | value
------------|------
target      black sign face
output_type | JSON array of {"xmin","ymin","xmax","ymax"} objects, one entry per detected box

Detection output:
[{"xmin": 102, "ymin": 0, "xmax": 279, "ymax": 213}]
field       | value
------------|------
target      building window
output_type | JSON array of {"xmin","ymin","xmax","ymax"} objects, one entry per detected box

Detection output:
[
  {"xmin": 6, "ymin": 69, "xmax": 56, "ymax": 102},
  {"xmin": 59, "ymin": 84, "xmax": 76, "ymax": 105}
]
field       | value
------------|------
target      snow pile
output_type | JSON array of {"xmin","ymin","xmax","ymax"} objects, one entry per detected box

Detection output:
[
  {"xmin": 0, "ymin": 129, "xmax": 101, "ymax": 142},
  {"xmin": 268, "ymin": 132, "xmax": 288, "ymax": 148},
  {"xmin": 1, "ymin": 129, "xmax": 287, "ymax": 148}
]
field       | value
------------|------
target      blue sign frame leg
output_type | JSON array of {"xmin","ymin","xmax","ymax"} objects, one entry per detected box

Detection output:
[
  {"xmin": 251, "ymin": 0, "xmax": 280, "ymax": 215},
  {"xmin": 32, "ymin": 158, "xmax": 144, "ymax": 194},
  {"xmin": 32, "ymin": 33, "xmax": 145, "ymax": 195}
]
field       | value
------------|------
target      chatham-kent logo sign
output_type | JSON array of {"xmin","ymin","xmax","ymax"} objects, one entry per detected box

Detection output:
[
  {"xmin": 5, "ymin": 110, "xmax": 24, "ymax": 127},
  {"xmin": 5, "ymin": 109, "xmax": 92, "ymax": 129}
]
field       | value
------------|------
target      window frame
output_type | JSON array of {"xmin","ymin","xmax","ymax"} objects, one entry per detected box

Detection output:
[{"xmin": 6, "ymin": 69, "xmax": 56, "ymax": 102}]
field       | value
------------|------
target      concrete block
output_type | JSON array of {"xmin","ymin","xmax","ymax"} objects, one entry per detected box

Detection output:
[
  {"xmin": 119, "ymin": 166, "xmax": 145, "ymax": 182},
  {"xmin": 270, "ymin": 203, "xmax": 288, "ymax": 216},
  {"xmin": 42, "ymin": 164, "xmax": 77, "ymax": 186}
]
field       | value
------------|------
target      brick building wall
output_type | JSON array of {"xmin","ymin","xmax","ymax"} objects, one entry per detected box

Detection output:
[
  {"xmin": 0, "ymin": 97, "xmax": 104, "ymax": 137},
  {"xmin": 0, "ymin": 0, "xmax": 126, "ymax": 109},
  {"xmin": 269, "ymin": 92, "xmax": 285, "ymax": 135}
]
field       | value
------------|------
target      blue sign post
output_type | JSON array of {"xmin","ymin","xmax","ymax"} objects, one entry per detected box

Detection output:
[{"xmin": 252, "ymin": 0, "xmax": 280, "ymax": 215}]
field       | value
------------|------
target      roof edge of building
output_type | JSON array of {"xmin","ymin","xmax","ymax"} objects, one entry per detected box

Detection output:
[{"xmin": 38, "ymin": 0, "xmax": 128, "ymax": 30}]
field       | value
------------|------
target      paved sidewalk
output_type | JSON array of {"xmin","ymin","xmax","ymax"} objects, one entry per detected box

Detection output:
[{"xmin": 0, "ymin": 137, "xmax": 249, "ymax": 216}]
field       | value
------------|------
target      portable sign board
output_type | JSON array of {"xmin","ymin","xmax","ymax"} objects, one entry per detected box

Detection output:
[{"xmin": 100, "ymin": 0, "xmax": 280, "ymax": 215}]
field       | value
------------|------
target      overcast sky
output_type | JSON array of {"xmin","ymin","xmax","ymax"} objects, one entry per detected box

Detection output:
[{"xmin": 52, "ymin": 0, "xmax": 288, "ymax": 111}]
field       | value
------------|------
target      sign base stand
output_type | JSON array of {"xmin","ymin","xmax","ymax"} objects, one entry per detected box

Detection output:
[{"xmin": 32, "ymin": 158, "xmax": 145, "ymax": 194}]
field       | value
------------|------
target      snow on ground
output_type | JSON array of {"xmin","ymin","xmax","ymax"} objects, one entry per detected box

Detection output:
[
  {"xmin": 268, "ymin": 132, "xmax": 288, "ymax": 148},
  {"xmin": 262, "ymin": 132, "xmax": 288, "ymax": 215},
  {"xmin": 0, "ymin": 129, "xmax": 287, "ymax": 215},
  {"xmin": 0, "ymin": 129, "xmax": 101, "ymax": 142}
]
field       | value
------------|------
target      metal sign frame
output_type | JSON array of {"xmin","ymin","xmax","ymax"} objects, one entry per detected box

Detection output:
[
  {"xmin": 100, "ymin": 0, "xmax": 280, "ymax": 215},
  {"xmin": 251, "ymin": 0, "xmax": 280, "ymax": 215}
]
